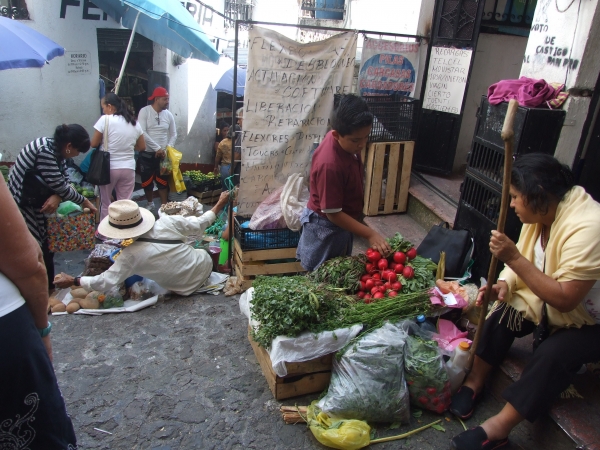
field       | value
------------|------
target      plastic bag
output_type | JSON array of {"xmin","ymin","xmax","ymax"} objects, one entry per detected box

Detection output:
[
  {"xmin": 318, "ymin": 322, "xmax": 410, "ymax": 423},
  {"xmin": 127, "ymin": 278, "xmax": 168, "ymax": 300},
  {"xmin": 159, "ymin": 158, "xmax": 173, "ymax": 176},
  {"xmin": 403, "ymin": 321, "xmax": 452, "ymax": 414},
  {"xmin": 307, "ymin": 401, "xmax": 371, "ymax": 450},
  {"xmin": 280, "ymin": 173, "xmax": 310, "ymax": 232},
  {"xmin": 166, "ymin": 145, "xmax": 185, "ymax": 193},
  {"xmin": 249, "ymin": 185, "xmax": 287, "ymax": 230},
  {"xmin": 56, "ymin": 201, "xmax": 82, "ymax": 216},
  {"xmin": 102, "ymin": 285, "xmax": 124, "ymax": 309}
]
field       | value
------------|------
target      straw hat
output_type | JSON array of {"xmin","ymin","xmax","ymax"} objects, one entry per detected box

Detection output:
[{"xmin": 97, "ymin": 200, "xmax": 155, "ymax": 239}]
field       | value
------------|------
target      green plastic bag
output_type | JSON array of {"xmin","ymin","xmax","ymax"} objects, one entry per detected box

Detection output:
[{"xmin": 57, "ymin": 201, "xmax": 82, "ymax": 216}]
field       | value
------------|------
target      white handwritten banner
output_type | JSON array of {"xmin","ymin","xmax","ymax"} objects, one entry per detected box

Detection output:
[
  {"xmin": 422, "ymin": 47, "xmax": 472, "ymax": 115},
  {"xmin": 358, "ymin": 38, "xmax": 420, "ymax": 97},
  {"xmin": 238, "ymin": 26, "xmax": 357, "ymax": 216}
]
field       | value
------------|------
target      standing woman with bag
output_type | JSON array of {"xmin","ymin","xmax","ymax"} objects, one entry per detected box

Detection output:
[
  {"xmin": 90, "ymin": 93, "xmax": 145, "ymax": 225},
  {"xmin": 8, "ymin": 124, "xmax": 98, "ymax": 291}
]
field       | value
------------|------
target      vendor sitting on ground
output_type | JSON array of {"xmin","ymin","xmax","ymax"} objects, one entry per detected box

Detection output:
[{"xmin": 54, "ymin": 192, "xmax": 230, "ymax": 296}]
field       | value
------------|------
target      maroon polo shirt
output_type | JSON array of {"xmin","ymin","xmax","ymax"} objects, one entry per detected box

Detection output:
[{"xmin": 307, "ymin": 131, "xmax": 364, "ymax": 220}]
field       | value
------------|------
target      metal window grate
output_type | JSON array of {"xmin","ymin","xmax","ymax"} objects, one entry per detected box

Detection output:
[
  {"xmin": 0, "ymin": 0, "xmax": 29, "ymax": 19},
  {"xmin": 467, "ymin": 141, "xmax": 505, "ymax": 188},
  {"xmin": 460, "ymin": 174, "xmax": 501, "ymax": 224},
  {"xmin": 225, "ymin": 0, "xmax": 253, "ymax": 22},
  {"xmin": 482, "ymin": 0, "xmax": 536, "ymax": 30}
]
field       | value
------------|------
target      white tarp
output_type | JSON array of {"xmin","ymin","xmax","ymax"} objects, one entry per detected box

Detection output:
[{"xmin": 238, "ymin": 26, "xmax": 358, "ymax": 216}]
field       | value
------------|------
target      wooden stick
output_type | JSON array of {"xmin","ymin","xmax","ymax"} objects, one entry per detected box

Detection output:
[
  {"xmin": 466, "ymin": 99, "xmax": 519, "ymax": 372},
  {"xmin": 369, "ymin": 419, "xmax": 442, "ymax": 444}
]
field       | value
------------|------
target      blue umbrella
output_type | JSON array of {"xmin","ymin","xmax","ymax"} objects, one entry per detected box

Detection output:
[
  {"xmin": 0, "ymin": 16, "xmax": 64, "ymax": 70},
  {"xmin": 214, "ymin": 66, "xmax": 246, "ymax": 96}
]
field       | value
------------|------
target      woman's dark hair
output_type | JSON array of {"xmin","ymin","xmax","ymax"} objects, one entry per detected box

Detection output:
[
  {"xmin": 511, "ymin": 153, "xmax": 575, "ymax": 214},
  {"xmin": 54, "ymin": 124, "xmax": 91, "ymax": 154},
  {"xmin": 103, "ymin": 93, "xmax": 137, "ymax": 125},
  {"xmin": 331, "ymin": 95, "xmax": 373, "ymax": 137}
]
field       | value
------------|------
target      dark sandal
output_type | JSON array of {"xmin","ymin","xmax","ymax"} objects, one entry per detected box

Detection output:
[
  {"xmin": 449, "ymin": 386, "xmax": 482, "ymax": 420},
  {"xmin": 451, "ymin": 426, "xmax": 509, "ymax": 450}
]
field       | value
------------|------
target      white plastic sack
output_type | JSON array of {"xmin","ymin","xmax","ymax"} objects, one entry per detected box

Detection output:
[
  {"xmin": 280, "ymin": 173, "xmax": 310, "ymax": 232},
  {"xmin": 239, "ymin": 288, "xmax": 362, "ymax": 377}
]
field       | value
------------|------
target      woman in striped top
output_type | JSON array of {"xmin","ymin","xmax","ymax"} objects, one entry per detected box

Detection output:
[{"xmin": 8, "ymin": 124, "xmax": 98, "ymax": 290}]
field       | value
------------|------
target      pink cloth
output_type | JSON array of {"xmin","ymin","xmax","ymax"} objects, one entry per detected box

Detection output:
[
  {"xmin": 99, "ymin": 168, "xmax": 136, "ymax": 222},
  {"xmin": 488, "ymin": 77, "xmax": 559, "ymax": 108},
  {"xmin": 432, "ymin": 319, "xmax": 471, "ymax": 353}
]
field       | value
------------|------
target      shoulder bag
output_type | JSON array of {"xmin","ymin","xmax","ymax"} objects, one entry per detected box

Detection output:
[
  {"xmin": 19, "ymin": 169, "xmax": 55, "ymax": 208},
  {"xmin": 86, "ymin": 116, "xmax": 111, "ymax": 185},
  {"xmin": 416, "ymin": 222, "xmax": 474, "ymax": 279}
]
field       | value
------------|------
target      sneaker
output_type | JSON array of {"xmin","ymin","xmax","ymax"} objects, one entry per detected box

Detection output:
[
  {"xmin": 144, "ymin": 203, "xmax": 155, "ymax": 212},
  {"xmin": 450, "ymin": 386, "xmax": 482, "ymax": 420},
  {"xmin": 451, "ymin": 426, "xmax": 508, "ymax": 450}
]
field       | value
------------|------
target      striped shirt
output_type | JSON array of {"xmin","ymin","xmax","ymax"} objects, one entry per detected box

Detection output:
[{"xmin": 8, "ymin": 137, "xmax": 85, "ymax": 245}]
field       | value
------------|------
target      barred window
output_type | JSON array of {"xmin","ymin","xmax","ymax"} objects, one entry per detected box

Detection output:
[{"xmin": 0, "ymin": 0, "xmax": 29, "ymax": 19}]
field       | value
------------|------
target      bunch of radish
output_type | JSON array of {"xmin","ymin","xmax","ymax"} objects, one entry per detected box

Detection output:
[{"xmin": 357, "ymin": 247, "xmax": 418, "ymax": 303}]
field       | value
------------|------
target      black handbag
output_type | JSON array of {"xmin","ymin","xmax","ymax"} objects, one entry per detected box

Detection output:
[
  {"xmin": 86, "ymin": 116, "xmax": 111, "ymax": 186},
  {"xmin": 417, "ymin": 222, "xmax": 474, "ymax": 278},
  {"xmin": 19, "ymin": 169, "xmax": 54, "ymax": 208}
]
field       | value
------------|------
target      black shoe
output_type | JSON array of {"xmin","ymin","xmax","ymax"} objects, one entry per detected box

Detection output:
[
  {"xmin": 449, "ymin": 386, "xmax": 481, "ymax": 420},
  {"xmin": 451, "ymin": 426, "xmax": 508, "ymax": 450}
]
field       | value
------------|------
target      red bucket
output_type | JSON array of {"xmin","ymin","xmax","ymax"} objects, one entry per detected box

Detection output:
[{"xmin": 208, "ymin": 246, "xmax": 221, "ymax": 272}]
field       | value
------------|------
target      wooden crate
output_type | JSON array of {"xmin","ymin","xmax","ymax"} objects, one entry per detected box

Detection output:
[
  {"xmin": 233, "ymin": 239, "xmax": 306, "ymax": 291},
  {"xmin": 247, "ymin": 327, "xmax": 332, "ymax": 400},
  {"xmin": 361, "ymin": 141, "xmax": 414, "ymax": 216},
  {"xmin": 188, "ymin": 189, "xmax": 222, "ymax": 204}
]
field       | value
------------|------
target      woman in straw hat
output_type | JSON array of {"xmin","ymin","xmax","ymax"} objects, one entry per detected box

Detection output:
[{"xmin": 54, "ymin": 192, "xmax": 230, "ymax": 296}]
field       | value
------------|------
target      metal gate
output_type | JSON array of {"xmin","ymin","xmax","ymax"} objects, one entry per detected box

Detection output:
[{"xmin": 414, "ymin": 0, "xmax": 486, "ymax": 175}]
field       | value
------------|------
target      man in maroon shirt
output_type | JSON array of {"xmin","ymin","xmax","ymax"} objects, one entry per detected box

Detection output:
[{"xmin": 297, "ymin": 95, "xmax": 390, "ymax": 271}]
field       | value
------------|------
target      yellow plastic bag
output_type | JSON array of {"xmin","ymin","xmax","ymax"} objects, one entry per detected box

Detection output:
[
  {"xmin": 166, "ymin": 145, "xmax": 185, "ymax": 193},
  {"xmin": 307, "ymin": 402, "xmax": 371, "ymax": 450}
]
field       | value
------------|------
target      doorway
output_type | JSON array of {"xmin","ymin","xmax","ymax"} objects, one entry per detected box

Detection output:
[{"xmin": 96, "ymin": 29, "xmax": 154, "ymax": 116}]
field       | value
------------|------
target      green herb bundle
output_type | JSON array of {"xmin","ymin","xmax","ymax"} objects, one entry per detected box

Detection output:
[
  {"xmin": 309, "ymin": 254, "xmax": 367, "ymax": 292},
  {"xmin": 401, "ymin": 256, "xmax": 438, "ymax": 293},
  {"xmin": 250, "ymin": 276, "xmax": 354, "ymax": 348},
  {"xmin": 387, "ymin": 232, "xmax": 414, "ymax": 253}
]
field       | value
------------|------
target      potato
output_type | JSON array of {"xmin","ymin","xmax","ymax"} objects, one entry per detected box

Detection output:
[
  {"xmin": 49, "ymin": 297, "xmax": 62, "ymax": 307},
  {"xmin": 78, "ymin": 298, "xmax": 99, "ymax": 310},
  {"xmin": 68, "ymin": 297, "xmax": 80, "ymax": 304},
  {"xmin": 85, "ymin": 291, "xmax": 103, "ymax": 302},
  {"xmin": 70, "ymin": 288, "xmax": 89, "ymax": 299},
  {"xmin": 66, "ymin": 302, "xmax": 81, "ymax": 314},
  {"xmin": 51, "ymin": 303, "xmax": 67, "ymax": 313}
]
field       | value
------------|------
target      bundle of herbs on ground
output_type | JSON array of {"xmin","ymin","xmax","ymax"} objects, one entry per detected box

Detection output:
[
  {"xmin": 250, "ymin": 276, "xmax": 432, "ymax": 349},
  {"xmin": 309, "ymin": 254, "xmax": 367, "ymax": 292}
]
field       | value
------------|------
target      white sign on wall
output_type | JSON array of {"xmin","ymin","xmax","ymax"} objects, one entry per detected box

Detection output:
[
  {"xmin": 422, "ymin": 47, "xmax": 472, "ymax": 115},
  {"xmin": 238, "ymin": 26, "xmax": 357, "ymax": 216},
  {"xmin": 65, "ymin": 51, "xmax": 92, "ymax": 75}
]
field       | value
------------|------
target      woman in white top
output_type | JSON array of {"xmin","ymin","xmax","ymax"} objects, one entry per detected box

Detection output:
[
  {"xmin": 0, "ymin": 175, "xmax": 78, "ymax": 447},
  {"xmin": 90, "ymin": 93, "xmax": 145, "ymax": 223}
]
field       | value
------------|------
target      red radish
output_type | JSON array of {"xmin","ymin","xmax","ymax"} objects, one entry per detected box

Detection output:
[
  {"xmin": 372, "ymin": 273, "xmax": 381, "ymax": 280},
  {"xmin": 406, "ymin": 248, "xmax": 417, "ymax": 260},
  {"xmin": 391, "ymin": 281, "xmax": 402, "ymax": 291},
  {"xmin": 364, "ymin": 293, "xmax": 372, "ymax": 300},
  {"xmin": 359, "ymin": 281, "xmax": 367, "ymax": 291},
  {"xmin": 357, "ymin": 291, "xmax": 365, "ymax": 299},
  {"xmin": 389, "ymin": 262, "xmax": 397, "ymax": 270},
  {"xmin": 426, "ymin": 387, "xmax": 437, "ymax": 395},
  {"xmin": 383, "ymin": 282, "xmax": 391, "ymax": 291},
  {"xmin": 377, "ymin": 259, "xmax": 388, "ymax": 271},
  {"xmin": 371, "ymin": 286, "xmax": 380, "ymax": 295},
  {"xmin": 373, "ymin": 292, "xmax": 384, "ymax": 299},
  {"xmin": 367, "ymin": 250, "xmax": 382, "ymax": 263},
  {"xmin": 375, "ymin": 280, "xmax": 384, "ymax": 287},
  {"xmin": 365, "ymin": 263, "xmax": 375, "ymax": 273},
  {"xmin": 360, "ymin": 274, "xmax": 371, "ymax": 282},
  {"xmin": 394, "ymin": 264, "xmax": 405, "ymax": 274},
  {"xmin": 384, "ymin": 272, "xmax": 397, "ymax": 282},
  {"xmin": 403, "ymin": 266, "xmax": 415, "ymax": 279},
  {"xmin": 388, "ymin": 290, "xmax": 398, "ymax": 297},
  {"xmin": 364, "ymin": 298, "xmax": 373, "ymax": 304},
  {"xmin": 365, "ymin": 279, "xmax": 375, "ymax": 290},
  {"xmin": 393, "ymin": 252, "xmax": 407, "ymax": 264}
]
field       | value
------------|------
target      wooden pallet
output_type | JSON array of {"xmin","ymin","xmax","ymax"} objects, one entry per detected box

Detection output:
[
  {"xmin": 361, "ymin": 141, "xmax": 414, "ymax": 216},
  {"xmin": 247, "ymin": 327, "xmax": 332, "ymax": 400},
  {"xmin": 233, "ymin": 239, "xmax": 305, "ymax": 291}
]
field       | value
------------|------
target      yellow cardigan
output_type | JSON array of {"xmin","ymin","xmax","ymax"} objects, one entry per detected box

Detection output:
[{"xmin": 499, "ymin": 186, "xmax": 600, "ymax": 328}]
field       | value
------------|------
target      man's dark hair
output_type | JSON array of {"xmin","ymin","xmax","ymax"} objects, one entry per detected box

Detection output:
[
  {"xmin": 331, "ymin": 94, "xmax": 373, "ymax": 137},
  {"xmin": 511, "ymin": 153, "xmax": 575, "ymax": 215}
]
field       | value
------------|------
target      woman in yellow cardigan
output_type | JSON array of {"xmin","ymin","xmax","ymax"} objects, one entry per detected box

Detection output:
[{"xmin": 450, "ymin": 154, "xmax": 600, "ymax": 450}]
